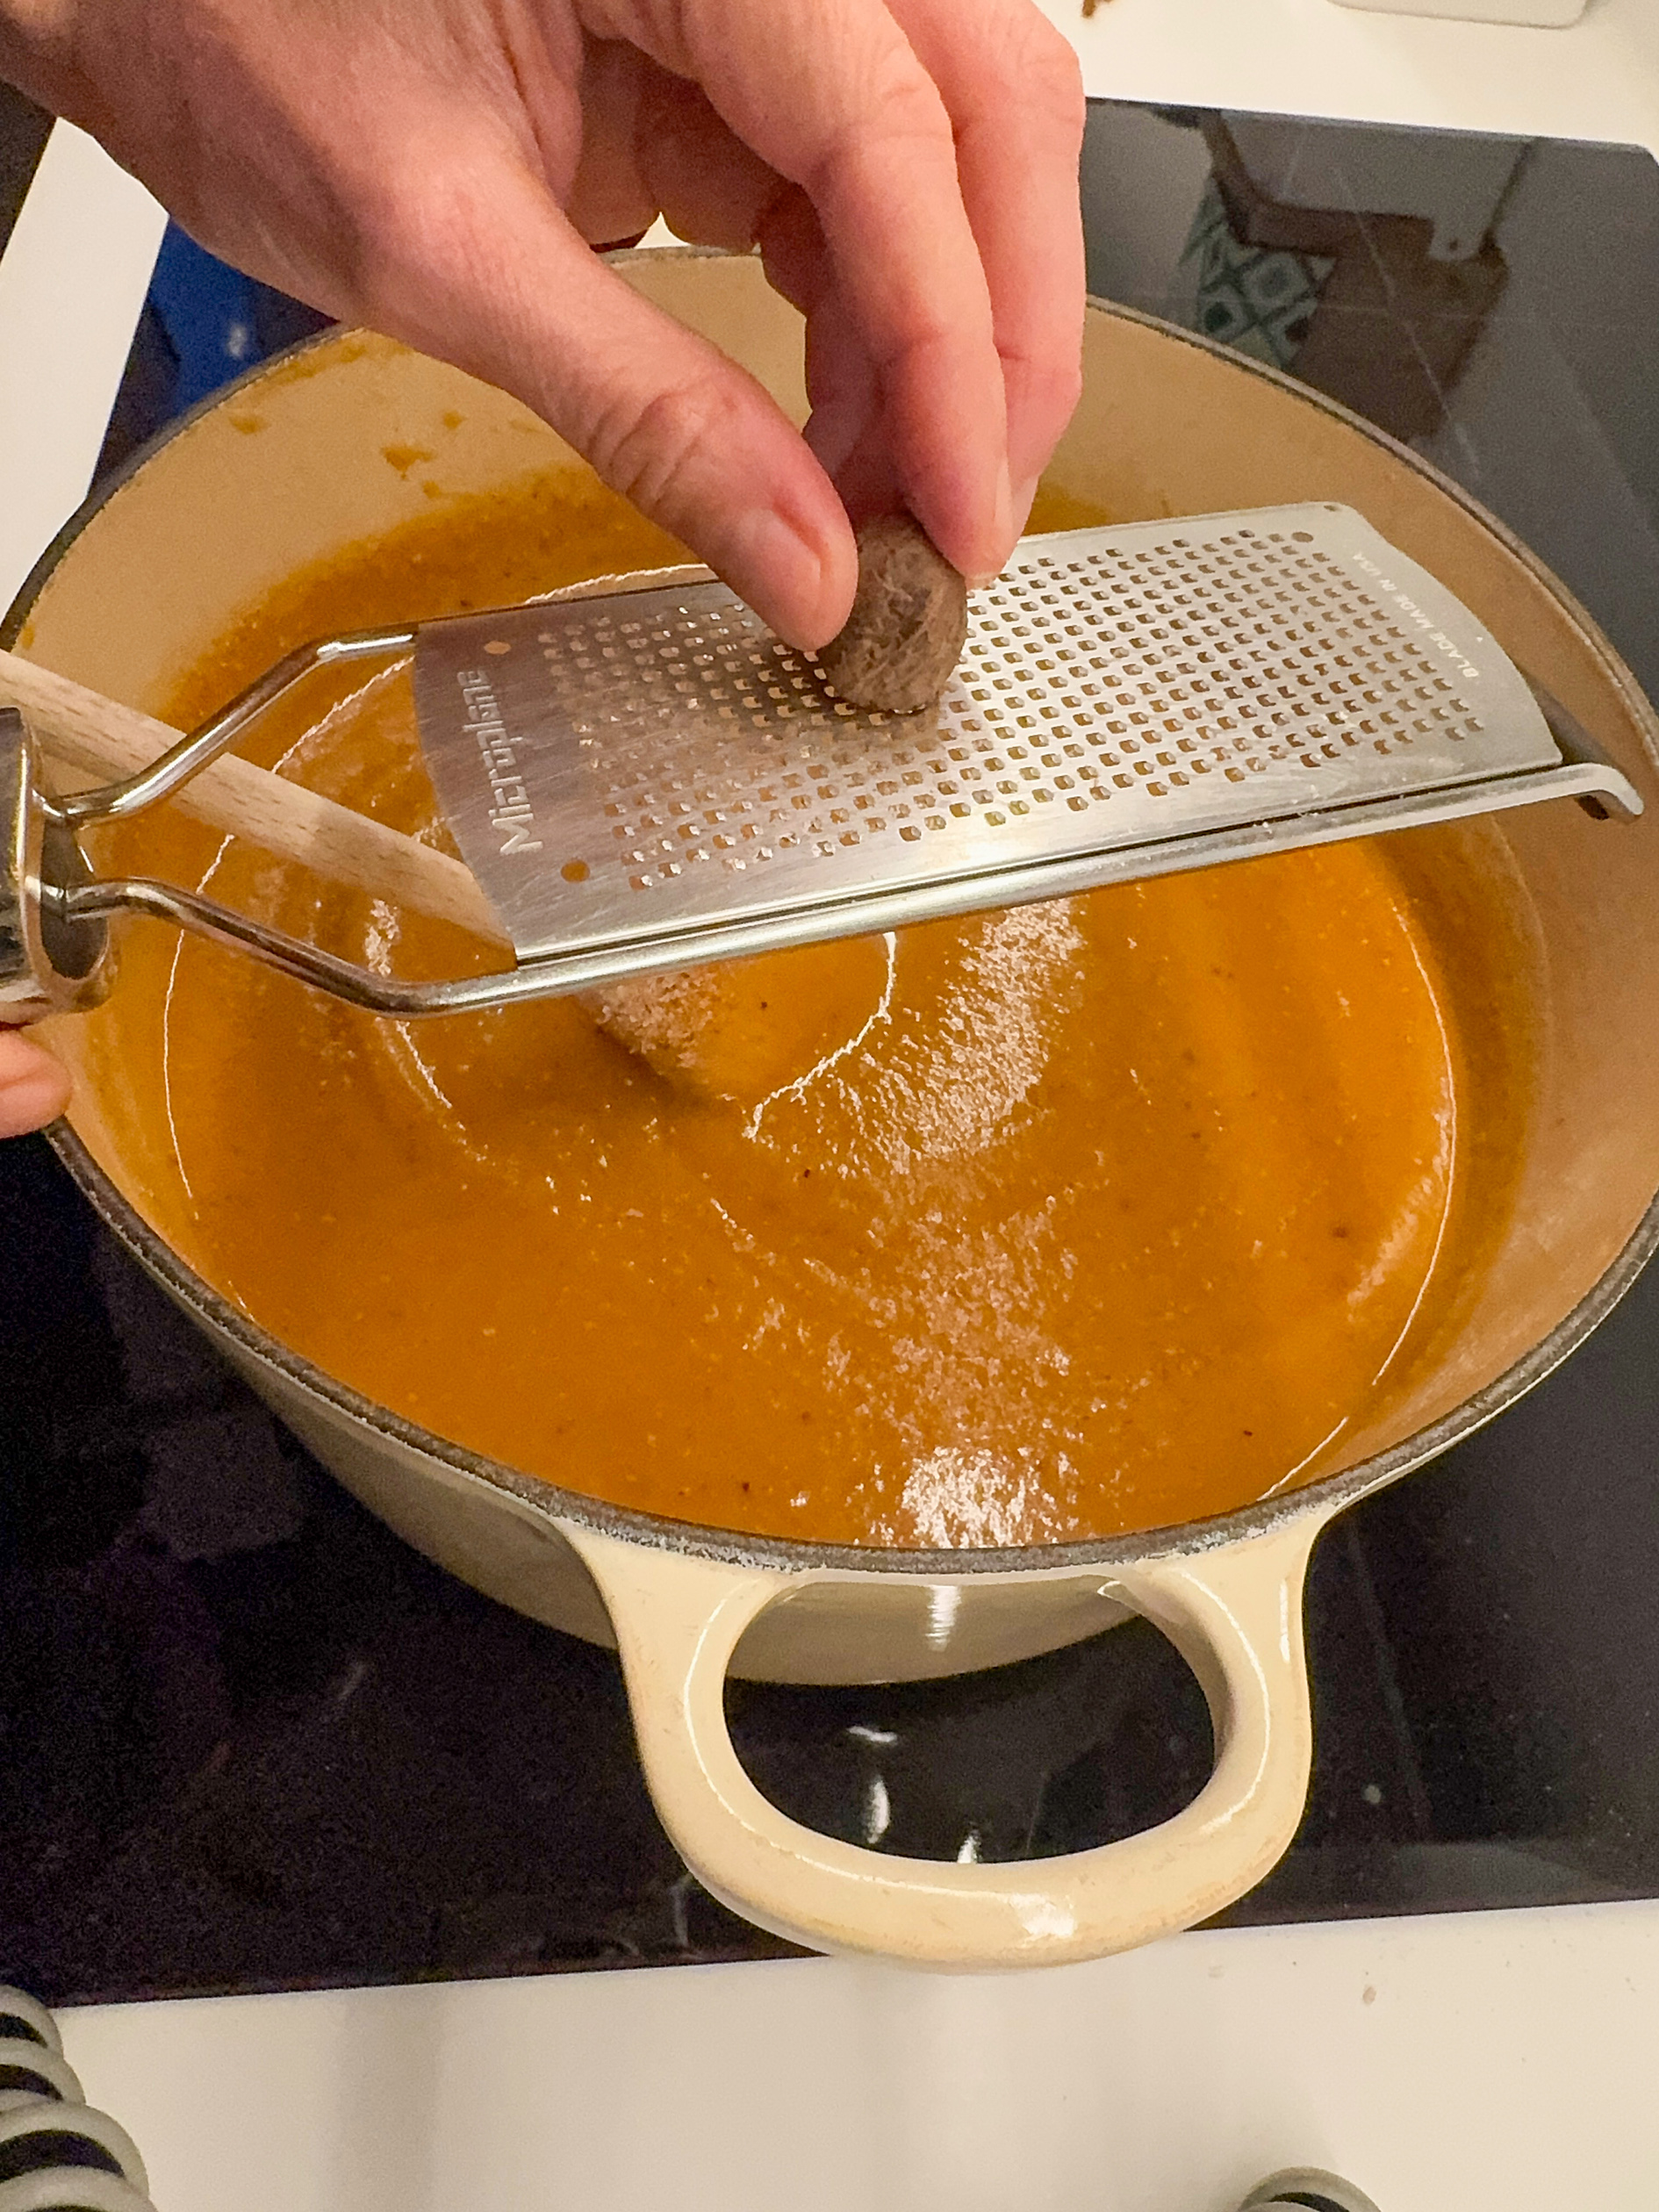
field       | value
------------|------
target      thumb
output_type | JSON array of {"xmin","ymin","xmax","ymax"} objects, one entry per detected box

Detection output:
[
  {"xmin": 356, "ymin": 151, "xmax": 858, "ymax": 649},
  {"xmin": 0, "ymin": 1031, "xmax": 71, "ymax": 1138}
]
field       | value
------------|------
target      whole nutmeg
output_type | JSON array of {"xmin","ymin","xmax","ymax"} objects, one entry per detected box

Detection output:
[{"xmin": 815, "ymin": 513, "xmax": 968, "ymax": 713}]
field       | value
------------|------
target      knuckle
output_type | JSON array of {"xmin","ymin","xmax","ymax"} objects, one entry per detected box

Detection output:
[
  {"xmin": 858, "ymin": 61, "xmax": 959, "ymax": 164},
  {"xmin": 1026, "ymin": 54, "xmax": 1086, "ymax": 142},
  {"xmin": 348, "ymin": 160, "xmax": 482, "ymax": 296},
  {"xmin": 998, "ymin": 10, "xmax": 1086, "ymax": 138},
  {"xmin": 585, "ymin": 373, "xmax": 745, "ymax": 520}
]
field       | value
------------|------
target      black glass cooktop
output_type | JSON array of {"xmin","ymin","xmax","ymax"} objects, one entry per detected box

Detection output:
[{"xmin": 5, "ymin": 102, "xmax": 1659, "ymax": 2006}]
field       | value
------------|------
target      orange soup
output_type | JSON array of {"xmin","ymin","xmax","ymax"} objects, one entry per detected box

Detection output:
[{"xmin": 87, "ymin": 477, "xmax": 1530, "ymax": 1547}]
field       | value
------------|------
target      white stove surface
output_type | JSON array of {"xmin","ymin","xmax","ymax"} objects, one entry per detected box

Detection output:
[
  {"xmin": 56, "ymin": 1900, "xmax": 1659, "ymax": 2210},
  {"xmin": 1049, "ymin": 0, "xmax": 1659, "ymax": 153}
]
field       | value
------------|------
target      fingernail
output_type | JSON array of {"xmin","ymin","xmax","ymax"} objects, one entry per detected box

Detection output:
[
  {"xmin": 968, "ymin": 478, "xmax": 1038, "ymax": 585},
  {"xmin": 733, "ymin": 508, "xmax": 830, "ymax": 646}
]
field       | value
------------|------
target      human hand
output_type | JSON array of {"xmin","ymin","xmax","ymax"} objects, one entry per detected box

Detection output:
[
  {"xmin": 0, "ymin": 0, "xmax": 1084, "ymax": 649},
  {"xmin": 0, "ymin": 1029, "xmax": 69, "ymax": 1137}
]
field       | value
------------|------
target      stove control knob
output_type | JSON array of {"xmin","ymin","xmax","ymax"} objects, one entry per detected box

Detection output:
[{"xmin": 0, "ymin": 1983, "xmax": 154, "ymax": 2209}]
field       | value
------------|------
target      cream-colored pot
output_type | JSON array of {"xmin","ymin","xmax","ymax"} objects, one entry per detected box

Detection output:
[{"xmin": 18, "ymin": 252, "xmax": 1659, "ymax": 1971}]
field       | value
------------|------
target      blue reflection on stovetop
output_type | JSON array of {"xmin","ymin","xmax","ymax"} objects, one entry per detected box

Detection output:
[{"xmin": 4, "ymin": 102, "xmax": 1659, "ymax": 2006}]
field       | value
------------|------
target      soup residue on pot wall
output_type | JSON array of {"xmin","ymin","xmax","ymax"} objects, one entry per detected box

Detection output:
[{"xmin": 80, "ymin": 474, "xmax": 1535, "ymax": 1548}]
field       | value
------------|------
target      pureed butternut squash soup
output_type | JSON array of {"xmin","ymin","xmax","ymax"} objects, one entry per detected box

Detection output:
[{"xmin": 84, "ymin": 472, "xmax": 1535, "ymax": 1548}]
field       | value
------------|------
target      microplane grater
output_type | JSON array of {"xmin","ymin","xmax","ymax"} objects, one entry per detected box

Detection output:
[
  {"xmin": 411, "ymin": 504, "xmax": 1640, "ymax": 986},
  {"xmin": 7, "ymin": 503, "xmax": 1641, "ymax": 1025}
]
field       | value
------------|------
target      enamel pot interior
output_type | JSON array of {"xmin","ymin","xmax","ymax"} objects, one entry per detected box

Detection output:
[{"xmin": 19, "ymin": 249, "xmax": 1659, "ymax": 1667}]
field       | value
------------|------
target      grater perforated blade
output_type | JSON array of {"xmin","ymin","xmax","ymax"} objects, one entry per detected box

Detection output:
[{"xmin": 407, "ymin": 501, "xmax": 1636, "ymax": 991}]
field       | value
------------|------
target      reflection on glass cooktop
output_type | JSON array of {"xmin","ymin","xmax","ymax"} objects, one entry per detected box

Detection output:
[{"xmin": 5, "ymin": 102, "xmax": 1659, "ymax": 2005}]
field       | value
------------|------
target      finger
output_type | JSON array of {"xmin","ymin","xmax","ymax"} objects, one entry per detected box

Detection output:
[
  {"xmin": 892, "ymin": 0, "xmax": 1086, "ymax": 525},
  {"xmin": 564, "ymin": 38, "xmax": 789, "ymax": 255},
  {"xmin": 348, "ymin": 137, "xmax": 857, "ymax": 646},
  {"xmin": 592, "ymin": 0, "xmax": 1014, "ymax": 578},
  {"xmin": 758, "ymin": 189, "xmax": 880, "ymax": 493},
  {"xmin": 621, "ymin": 75, "xmax": 893, "ymax": 515},
  {"xmin": 633, "ymin": 68, "xmax": 786, "ymax": 253},
  {"xmin": 619, "ymin": 96, "xmax": 895, "ymax": 522},
  {"xmin": 564, "ymin": 38, "xmax": 658, "ymax": 246},
  {"xmin": 615, "ymin": 75, "xmax": 891, "ymax": 503},
  {"xmin": 0, "ymin": 1031, "xmax": 71, "ymax": 1138},
  {"xmin": 801, "ymin": 298, "xmax": 889, "ymax": 516}
]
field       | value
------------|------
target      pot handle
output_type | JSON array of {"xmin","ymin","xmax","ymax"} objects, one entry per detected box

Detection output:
[{"xmin": 562, "ymin": 1511, "xmax": 1333, "ymax": 1971}]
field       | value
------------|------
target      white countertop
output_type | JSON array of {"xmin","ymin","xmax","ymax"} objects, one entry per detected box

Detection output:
[
  {"xmin": 56, "ymin": 1900, "xmax": 1659, "ymax": 2211},
  {"xmin": 0, "ymin": 123, "xmax": 164, "ymax": 612},
  {"xmin": 1049, "ymin": 0, "xmax": 1659, "ymax": 147}
]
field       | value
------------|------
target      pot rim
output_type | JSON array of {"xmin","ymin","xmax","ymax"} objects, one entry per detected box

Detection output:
[{"xmin": 18, "ymin": 267, "xmax": 1659, "ymax": 1580}]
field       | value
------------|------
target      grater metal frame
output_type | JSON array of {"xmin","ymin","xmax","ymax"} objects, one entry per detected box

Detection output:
[{"xmin": 5, "ymin": 506, "xmax": 1641, "ymax": 1021}]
